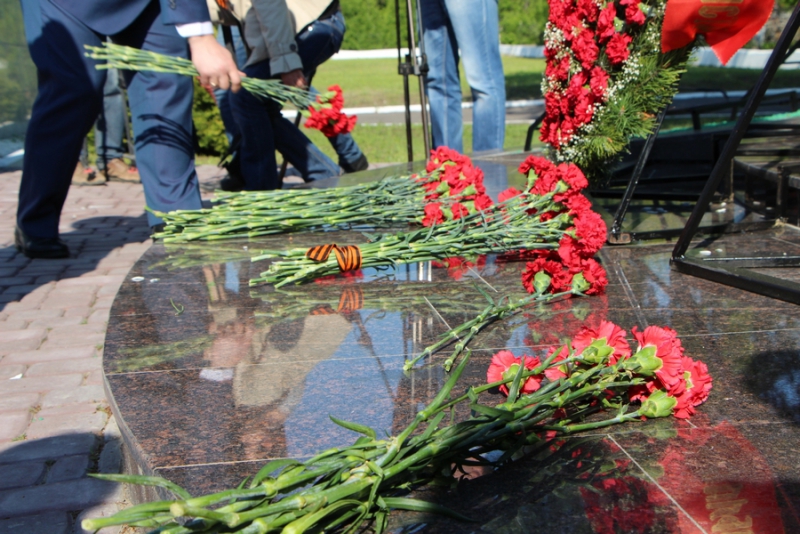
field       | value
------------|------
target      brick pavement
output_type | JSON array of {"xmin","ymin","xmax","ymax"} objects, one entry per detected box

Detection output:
[{"xmin": 0, "ymin": 167, "xmax": 225, "ymax": 532}]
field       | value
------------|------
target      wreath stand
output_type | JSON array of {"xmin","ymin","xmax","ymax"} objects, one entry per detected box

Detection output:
[
  {"xmin": 395, "ymin": 0, "xmax": 431, "ymax": 162},
  {"xmin": 670, "ymin": 2, "xmax": 800, "ymax": 305}
]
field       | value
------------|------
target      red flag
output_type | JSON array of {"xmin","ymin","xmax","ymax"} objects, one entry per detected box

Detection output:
[{"xmin": 661, "ymin": 0, "xmax": 775, "ymax": 65}]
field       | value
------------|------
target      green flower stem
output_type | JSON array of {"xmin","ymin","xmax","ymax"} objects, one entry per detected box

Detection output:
[
  {"xmin": 250, "ymin": 196, "xmax": 567, "ymax": 287},
  {"xmin": 85, "ymin": 43, "xmax": 314, "ymax": 109},
  {"xmin": 404, "ymin": 289, "xmax": 574, "ymax": 370}
]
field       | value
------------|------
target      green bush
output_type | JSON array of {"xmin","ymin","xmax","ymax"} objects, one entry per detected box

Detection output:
[{"xmin": 192, "ymin": 79, "xmax": 229, "ymax": 157}]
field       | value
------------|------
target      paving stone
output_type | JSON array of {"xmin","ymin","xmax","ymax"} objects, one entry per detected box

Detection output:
[
  {"xmin": 41, "ymin": 386, "xmax": 106, "ymax": 409},
  {"xmin": 0, "ymin": 433, "xmax": 97, "ymax": 463},
  {"xmin": 40, "ymin": 291, "xmax": 95, "ymax": 310},
  {"xmin": 1, "ymin": 346, "xmax": 95, "ymax": 365},
  {"xmin": 91, "ymin": 296, "xmax": 116, "ymax": 309},
  {"xmin": 62, "ymin": 307, "xmax": 93, "ymax": 319},
  {"xmin": 46, "ymin": 324, "xmax": 106, "ymax": 340},
  {"xmin": 0, "ymin": 268, "xmax": 19, "ymax": 277},
  {"xmin": 0, "ymin": 293, "xmax": 23, "ymax": 303},
  {"xmin": 0, "ymin": 412, "xmax": 30, "ymax": 441},
  {"xmin": 86, "ymin": 309, "xmax": 110, "ymax": 325},
  {"xmin": 26, "ymin": 409, "xmax": 108, "ymax": 440},
  {"xmin": 1, "ymin": 374, "xmax": 84, "ymax": 396},
  {"xmin": 39, "ymin": 333, "xmax": 104, "ymax": 350},
  {"xmin": 0, "ymin": 328, "xmax": 45, "ymax": 351},
  {"xmin": 0, "ymin": 366, "xmax": 25, "ymax": 383},
  {"xmin": 0, "ymin": 511, "xmax": 71, "ymax": 534},
  {"xmin": 97, "ymin": 438, "xmax": 121, "ymax": 475},
  {"xmin": 26, "ymin": 358, "xmax": 102, "ymax": 378},
  {"xmin": 0, "ymin": 393, "xmax": 39, "ymax": 413},
  {"xmin": 28, "ymin": 316, "xmax": 87, "ymax": 329},
  {"xmin": 47, "ymin": 454, "xmax": 89, "ymax": 483},
  {"xmin": 7, "ymin": 309, "xmax": 63, "ymax": 321},
  {"xmin": 82, "ymin": 370, "xmax": 105, "ymax": 387},
  {"xmin": 0, "ymin": 276, "xmax": 35, "ymax": 286},
  {"xmin": 0, "ymin": 461, "xmax": 46, "ymax": 490},
  {"xmin": 56, "ymin": 276, "xmax": 125, "ymax": 289},
  {"xmin": 0, "ymin": 476, "xmax": 120, "ymax": 518},
  {"xmin": 0, "ymin": 318, "xmax": 28, "ymax": 331}
]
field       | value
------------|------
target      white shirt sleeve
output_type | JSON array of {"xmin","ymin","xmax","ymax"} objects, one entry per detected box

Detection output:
[{"xmin": 175, "ymin": 22, "xmax": 214, "ymax": 38}]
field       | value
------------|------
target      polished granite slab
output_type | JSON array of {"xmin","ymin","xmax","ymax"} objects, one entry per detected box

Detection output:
[{"xmin": 103, "ymin": 156, "xmax": 800, "ymax": 533}]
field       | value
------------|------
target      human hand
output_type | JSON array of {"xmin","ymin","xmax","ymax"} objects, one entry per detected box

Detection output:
[
  {"xmin": 188, "ymin": 34, "xmax": 244, "ymax": 92},
  {"xmin": 280, "ymin": 69, "xmax": 307, "ymax": 89}
]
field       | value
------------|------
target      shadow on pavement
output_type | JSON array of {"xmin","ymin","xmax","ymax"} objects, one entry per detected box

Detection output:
[
  {"xmin": 0, "ymin": 432, "xmax": 123, "ymax": 528},
  {"xmin": 0, "ymin": 215, "xmax": 151, "ymax": 313}
]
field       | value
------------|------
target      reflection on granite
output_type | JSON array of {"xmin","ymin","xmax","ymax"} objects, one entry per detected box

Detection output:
[{"xmin": 103, "ymin": 159, "xmax": 800, "ymax": 531}]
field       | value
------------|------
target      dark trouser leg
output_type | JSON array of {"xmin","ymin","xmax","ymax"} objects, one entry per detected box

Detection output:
[{"xmin": 17, "ymin": 0, "xmax": 105, "ymax": 239}]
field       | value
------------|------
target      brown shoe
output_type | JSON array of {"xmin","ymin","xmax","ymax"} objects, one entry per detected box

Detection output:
[
  {"xmin": 104, "ymin": 158, "xmax": 141, "ymax": 183},
  {"xmin": 72, "ymin": 162, "xmax": 106, "ymax": 186}
]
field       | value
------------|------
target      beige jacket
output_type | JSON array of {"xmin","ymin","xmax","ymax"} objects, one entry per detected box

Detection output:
[{"xmin": 208, "ymin": 0, "xmax": 334, "ymax": 73}]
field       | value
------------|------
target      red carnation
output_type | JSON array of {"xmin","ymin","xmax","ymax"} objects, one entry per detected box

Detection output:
[
  {"xmin": 573, "ymin": 29, "xmax": 600, "ymax": 71},
  {"xmin": 620, "ymin": 0, "xmax": 645, "ymax": 25},
  {"xmin": 571, "ymin": 209, "xmax": 607, "ymax": 256},
  {"xmin": 474, "ymin": 193, "xmax": 494, "ymax": 211},
  {"xmin": 304, "ymin": 85, "xmax": 358, "ymax": 138},
  {"xmin": 589, "ymin": 67, "xmax": 609, "ymax": 99},
  {"xmin": 605, "ymin": 32, "xmax": 632, "ymax": 66},
  {"xmin": 572, "ymin": 320, "xmax": 630, "ymax": 364},
  {"xmin": 450, "ymin": 202, "xmax": 469, "ymax": 220},
  {"xmin": 672, "ymin": 356, "xmax": 713, "ymax": 419},
  {"xmin": 499, "ymin": 187, "xmax": 522, "ymax": 203},
  {"xmin": 596, "ymin": 3, "xmax": 617, "ymax": 43},
  {"xmin": 421, "ymin": 202, "xmax": 445, "ymax": 227},
  {"xmin": 487, "ymin": 350, "xmax": 543, "ymax": 395},
  {"xmin": 544, "ymin": 345, "xmax": 570, "ymax": 381},
  {"xmin": 580, "ymin": 257, "xmax": 608, "ymax": 295},
  {"xmin": 632, "ymin": 326, "xmax": 685, "ymax": 392}
]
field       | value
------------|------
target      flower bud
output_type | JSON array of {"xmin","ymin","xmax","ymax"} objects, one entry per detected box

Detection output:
[
  {"xmin": 639, "ymin": 389, "xmax": 677, "ymax": 418},
  {"xmin": 461, "ymin": 184, "xmax": 477, "ymax": 197},
  {"xmin": 622, "ymin": 346, "xmax": 662, "ymax": 376},
  {"xmin": 533, "ymin": 271, "xmax": 551, "ymax": 294},
  {"xmin": 571, "ymin": 272, "xmax": 590, "ymax": 293},
  {"xmin": 435, "ymin": 181, "xmax": 450, "ymax": 194},
  {"xmin": 580, "ymin": 338, "xmax": 614, "ymax": 364}
]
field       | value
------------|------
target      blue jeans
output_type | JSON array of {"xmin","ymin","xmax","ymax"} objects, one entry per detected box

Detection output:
[
  {"xmin": 421, "ymin": 0, "xmax": 506, "ymax": 153},
  {"xmin": 87, "ymin": 67, "xmax": 126, "ymax": 169},
  {"xmin": 231, "ymin": 59, "xmax": 340, "ymax": 190}
]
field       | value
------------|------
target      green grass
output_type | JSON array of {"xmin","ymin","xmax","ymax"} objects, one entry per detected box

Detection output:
[
  {"xmin": 193, "ymin": 57, "xmax": 800, "ymax": 165},
  {"xmin": 308, "ymin": 56, "xmax": 545, "ymax": 108}
]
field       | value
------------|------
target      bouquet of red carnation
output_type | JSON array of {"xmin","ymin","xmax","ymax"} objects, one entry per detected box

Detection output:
[
  {"xmin": 303, "ymin": 84, "xmax": 357, "ymax": 137},
  {"xmin": 540, "ymin": 0, "xmax": 694, "ymax": 179}
]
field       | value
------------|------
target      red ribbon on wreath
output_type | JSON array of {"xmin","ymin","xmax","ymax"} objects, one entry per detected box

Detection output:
[{"xmin": 661, "ymin": 0, "xmax": 774, "ymax": 65}]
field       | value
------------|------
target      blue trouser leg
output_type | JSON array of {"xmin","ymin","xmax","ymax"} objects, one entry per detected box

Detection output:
[
  {"xmin": 95, "ymin": 67, "xmax": 126, "ymax": 169},
  {"xmin": 232, "ymin": 59, "xmax": 339, "ymax": 189},
  {"xmin": 420, "ymin": 0, "xmax": 463, "ymax": 153},
  {"xmin": 115, "ymin": 1, "xmax": 202, "ymax": 226},
  {"xmin": 444, "ymin": 0, "xmax": 505, "ymax": 152},
  {"xmin": 18, "ymin": 0, "xmax": 105, "ymax": 239},
  {"xmin": 214, "ymin": 27, "xmax": 246, "ymax": 145}
]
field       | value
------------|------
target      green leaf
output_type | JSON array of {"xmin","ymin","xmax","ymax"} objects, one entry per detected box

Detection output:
[
  {"xmin": 251, "ymin": 458, "xmax": 303, "ymax": 486},
  {"xmin": 382, "ymin": 497, "xmax": 476, "ymax": 522},
  {"xmin": 88, "ymin": 473, "xmax": 192, "ymax": 500},
  {"xmin": 469, "ymin": 403, "xmax": 515, "ymax": 420},
  {"xmin": 329, "ymin": 415, "xmax": 377, "ymax": 439}
]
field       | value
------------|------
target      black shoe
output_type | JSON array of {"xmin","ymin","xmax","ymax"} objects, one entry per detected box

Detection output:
[
  {"xmin": 14, "ymin": 227, "xmax": 69, "ymax": 259},
  {"xmin": 340, "ymin": 153, "xmax": 369, "ymax": 173},
  {"xmin": 219, "ymin": 173, "xmax": 245, "ymax": 192}
]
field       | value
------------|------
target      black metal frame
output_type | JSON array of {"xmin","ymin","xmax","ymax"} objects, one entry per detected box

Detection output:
[
  {"xmin": 671, "ymin": 2, "xmax": 800, "ymax": 306},
  {"xmin": 395, "ymin": 0, "xmax": 431, "ymax": 162}
]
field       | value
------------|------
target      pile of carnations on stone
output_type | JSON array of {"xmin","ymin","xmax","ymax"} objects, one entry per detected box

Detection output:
[{"xmin": 249, "ymin": 154, "xmax": 608, "ymax": 289}]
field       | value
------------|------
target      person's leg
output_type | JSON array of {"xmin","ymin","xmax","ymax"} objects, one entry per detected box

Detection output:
[
  {"xmin": 296, "ymin": 11, "xmax": 366, "ymax": 170},
  {"xmin": 114, "ymin": 0, "xmax": 202, "ymax": 226},
  {"xmin": 272, "ymin": 113, "xmax": 340, "ymax": 182},
  {"xmin": 214, "ymin": 26, "xmax": 245, "ymax": 145},
  {"xmin": 443, "ymin": 0, "xmax": 505, "ymax": 152},
  {"xmin": 17, "ymin": 0, "xmax": 105, "ymax": 241},
  {"xmin": 230, "ymin": 59, "xmax": 280, "ymax": 190},
  {"xmin": 95, "ymin": 67, "xmax": 126, "ymax": 170},
  {"xmin": 420, "ymin": 0, "xmax": 463, "ymax": 152}
]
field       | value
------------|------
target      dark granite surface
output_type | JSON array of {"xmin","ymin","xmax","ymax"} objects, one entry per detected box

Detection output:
[{"xmin": 103, "ymin": 157, "xmax": 800, "ymax": 532}]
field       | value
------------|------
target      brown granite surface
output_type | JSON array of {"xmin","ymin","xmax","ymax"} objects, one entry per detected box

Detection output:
[{"xmin": 102, "ymin": 158, "xmax": 800, "ymax": 533}]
